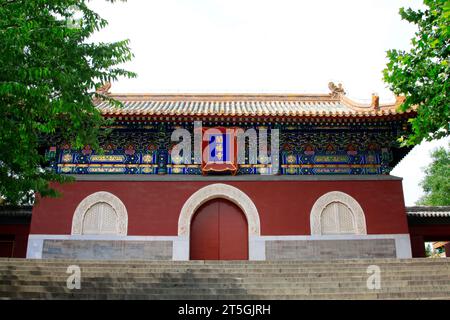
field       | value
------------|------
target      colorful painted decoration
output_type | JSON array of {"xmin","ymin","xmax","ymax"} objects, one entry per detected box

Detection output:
[{"xmin": 49, "ymin": 120, "xmax": 404, "ymax": 176}]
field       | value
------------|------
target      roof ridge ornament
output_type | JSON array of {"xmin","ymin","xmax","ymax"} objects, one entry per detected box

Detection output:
[
  {"xmin": 96, "ymin": 82, "xmax": 112, "ymax": 95},
  {"xmin": 371, "ymin": 93, "xmax": 380, "ymax": 110},
  {"xmin": 328, "ymin": 82, "xmax": 346, "ymax": 98},
  {"xmin": 395, "ymin": 95, "xmax": 406, "ymax": 105}
]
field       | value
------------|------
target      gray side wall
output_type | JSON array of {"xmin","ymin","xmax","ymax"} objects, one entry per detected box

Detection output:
[
  {"xmin": 42, "ymin": 240, "xmax": 172, "ymax": 260},
  {"xmin": 265, "ymin": 239, "xmax": 396, "ymax": 260}
]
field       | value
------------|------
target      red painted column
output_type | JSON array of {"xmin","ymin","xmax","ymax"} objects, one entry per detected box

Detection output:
[
  {"xmin": 410, "ymin": 235, "xmax": 426, "ymax": 258},
  {"xmin": 445, "ymin": 243, "xmax": 450, "ymax": 258}
]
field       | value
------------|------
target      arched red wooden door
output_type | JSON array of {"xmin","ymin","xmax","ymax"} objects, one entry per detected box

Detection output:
[{"xmin": 190, "ymin": 198, "xmax": 248, "ymax": 260}]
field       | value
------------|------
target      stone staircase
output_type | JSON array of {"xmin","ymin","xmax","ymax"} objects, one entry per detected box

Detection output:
[{"xmin": 0, "ymin": 258, "xmax": 449, "ymax": 299}]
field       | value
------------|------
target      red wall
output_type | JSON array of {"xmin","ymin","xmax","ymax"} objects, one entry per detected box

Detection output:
[
  {"xmin": 0, "ymin": 224, "xmax": 30, "ymax": 258},
  {"xmin": 30, "ymin": 179, "xmax": 409, "ymax": 236}
]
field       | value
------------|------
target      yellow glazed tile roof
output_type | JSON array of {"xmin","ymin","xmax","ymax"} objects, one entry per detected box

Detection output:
[{"xmin": 95, "ymin": 84, "xmax": 414, "ymax": 118}]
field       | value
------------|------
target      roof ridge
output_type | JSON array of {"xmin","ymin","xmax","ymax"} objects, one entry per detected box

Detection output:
[
  {"xmin": 102, "ymin": 92, "xmax": 403, "ymax": 108},
  {"xmin": 106, "ymin": 93, "xmax": 341, "ymax": 102}
]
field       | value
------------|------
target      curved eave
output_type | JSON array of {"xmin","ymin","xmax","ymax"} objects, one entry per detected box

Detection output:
[{"xmin": 99, "ymin": 109, "xmax": 416, "ymax": 119}]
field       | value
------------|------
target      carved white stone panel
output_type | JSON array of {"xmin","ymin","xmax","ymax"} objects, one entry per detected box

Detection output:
[
  {"xmin": 72, "ymin": 191, "xmax": 128, "ymax": 236},
  {"xmin": 310, "ymin": 191, "xmax": 366, "ymax": 235}
]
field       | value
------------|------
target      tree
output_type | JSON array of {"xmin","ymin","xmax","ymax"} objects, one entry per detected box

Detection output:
[
  {"xmin": 0, "ymin": 0, "xmax": 136, "ymax": 205},
  {"xmin": 417, "ymin": 143, "xmax": 450, "ymax": 206},
  {"xmin": 384, "ymin": 0, "xmax": 449, "ymax": 146}
]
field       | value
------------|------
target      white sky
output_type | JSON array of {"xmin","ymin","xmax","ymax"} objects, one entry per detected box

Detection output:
[{"xmin": 88, "ymin": 0, "xmax": 448, "ymax": 205}]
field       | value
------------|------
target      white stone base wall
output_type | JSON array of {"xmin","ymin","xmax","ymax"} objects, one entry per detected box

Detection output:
[
  {"xmin": 27, "ymin": 234, "xmax": 412, "ymax": 261},
  {"xmin": 27, "ymin": 235, "xmax": 178, "ymax": 260},
  {"xmin": 259, "ymin": 235, "xmax": 412, "ymax": 260}
]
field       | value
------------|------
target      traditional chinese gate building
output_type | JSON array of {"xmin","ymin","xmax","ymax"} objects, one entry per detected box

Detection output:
[{"xmin": 25, "ymin": 84, "xmax": 419, "ymax": 261}]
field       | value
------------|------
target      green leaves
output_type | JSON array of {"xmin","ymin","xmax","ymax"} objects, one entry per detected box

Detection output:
[
  {"xmin": 417, "ymin": 144, "xmax": 450, "ymax": 205},
  {"xmin": 384, "ymin": 0, "xmax": 449, "ymax": 146},
  {"xmin": 0, "ymin": 0, "xmax": 136, "ymax": 205}
]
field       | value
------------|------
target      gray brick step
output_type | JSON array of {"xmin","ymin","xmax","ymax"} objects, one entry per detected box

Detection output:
[
  {"xmin": 1, "ymin": 259, "xmax": 449, "ymax": 266},
  {"xmin": 0, "ymin": 284, "xmax": 449, "ymax": 295},
  {"xmin": 0, "ymin": 291, "xmax": 449, "ymax": 300},
  {"xmin": 0, "ymin": 258, "xmax": 449, "ymax": 299},
  {"xmin": 0, "ymin": 270, "xmax": 450, "ymax": 281},
  {"xmin": 2, "ymin": 270, "xmax": 449, "ymax": 280},
  {"xmin": 1, "ymin": 273, "xmax": 448, "ymax": 282},
  {"xmin": 1, "ymin": 264, "xmax": 448, "ymax": 272},
  {"xmin": 0, "ymin": 279, "xmax": 448, "ymax": 290},
  {"xmin": 1, "ymin": 258, "xmax": 449, "ymax": 268}
]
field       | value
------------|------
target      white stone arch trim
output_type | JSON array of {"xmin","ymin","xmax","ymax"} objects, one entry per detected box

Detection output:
[
  {"xmin": 310, "ymin": 191, "xmax": 367, "ymax": 235},
  {"xmin": 178, "ymin": 183, "xmax": 261, "ymax": 237},
  {"xmin": 71, "ymin": 191, "xmax": 128, "ymax": 236}
]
